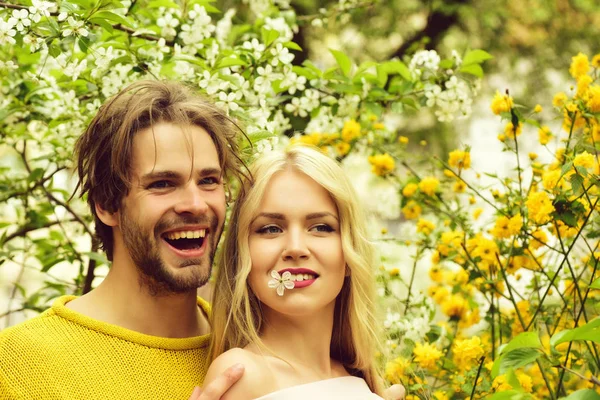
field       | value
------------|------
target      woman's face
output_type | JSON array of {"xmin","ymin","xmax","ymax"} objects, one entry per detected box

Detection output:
[{"xmin": 247, "ymin": 168, "xmax": 346, "ymax": 318}]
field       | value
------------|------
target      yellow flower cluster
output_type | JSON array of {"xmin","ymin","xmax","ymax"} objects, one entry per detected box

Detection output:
[
  {"xmin": 490, "ymin": 91, "xmax": 514, "ymax": 115},
  {"xmin": 452, "ymin": 336, "xmax": 485, "ymax": 371},
  {"xmin": 569, "ymin": 52, "xmax": 590, "ymax": 79},
  {"xmin": 419, "ymin": 177, "xmax": 440, "ymax": 196},
  {"xmin": 525, "ymin": 191, "xmax": 554, "ymax": 225},
  {"xmin": 413, "ymin": 342, "xmax": 443, "ymax": 370},
  {"xmin": 368, "ymin": 153, "xmax": 395, "ymax": 176},
  {"xmin": 416, "ymin": 219, "xmax": 435, "ymax": 235},
  {"xmin": 448, "ymin": 149, "xmax": 471, "ymax": 170},
  {"xmin": 490, "ymin": 214, "xmax": 523, "ymax": 239},
  {"xmin": 341, "ymin": 119, "xmax": 361, "ymax": 142}
]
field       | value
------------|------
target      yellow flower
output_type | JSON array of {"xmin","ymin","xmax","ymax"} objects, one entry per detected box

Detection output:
[
  {"xmin": 466, "ymin": 234, "xmax": 499, "ymax": 265},
  {"xmin": 419, "ymin": 177, "xmax": 440, "ymax": 196},
  {"xmin": 402, "ymin": 183, "xmax": 418, "ymax": 197},
  {"xmin": 398, "ymin": 136, "xmax": 409, "ymax": 144},
  {"xmin": 529, "ymin": 152, "xmax": 538, "ymax": 160},
  {"xmin": 429, "ymin": 266, "xmax": 443, "ymax": 282},
  {"xmin": 553, "ymin": 92, "xmax": 568, "ymax": 108},
  {"xmin": 443, "ymin": 169, "xmax": 454, "ymax": 178},
  {"xmin": 373, "ymin": 122, "xmax": 385, "ymax": 130},
  {"xmin": 473, "ymin": 207, "xmax": 483, "ymax": 220},
  {"xmin": 526, "ymin": 191, "xmax": 554, "ymax": 225},
  {"xmin": 574, "ymin": 151, "xmax": 595, "ymax": 169},
  {"xmin": 453, "ymin": 181, "xmax": 466, "ymax": 193},
  {"xmin": 384, "ymin": 357, "xmax": 409, "ymax": 384},
  {"xmin": 432, "ymin": 391, "xmax": 449, "ymax": 400},
  {"xmin": 448, "ymin": 149, "xmax": 471, "ymax": 169},
  {"xmin": 417, "ymin": 218, "xmax": 435, "ymax": 235},
  {"xmin": 593, "ymin": 54, "xmax": 600, "ymax": 68},
  {"xmin": 420, "ymin": 140, "xmax": 427, "ymax": 146},
  {"xmin": 569, "ymin": 52, "xmax": 590, "ymax": 79},
  {"xmin": 341, "ymin": 119, "xmax": 361, "ymax": 142},
  {"xmin": 530, "ymin": 229, "xmax": 548, "ymax": 250},
  {"xmin": 538, "ymin": 125, "xmax": 552, "ymax": 145},
  {"xmin": 492, "ymin": 374, "xmax": 513, "ymax": 391},
  {"xmin": 534, "ymin": 104, "xmax": 543, "ymax": 113},
  {"xmin": 442, "ymin": 294, "xmax": 468, "ymax": 319},
  {"xmin": 334, "ymin": 141, "xmax": 351, "ymax": 156},
  {"xmin": 491, "ymin": 214, "xmax": 523, "ymax": 239},
  {"xmin": 437, "ymin": 230, "xmax": 464, "ymax": 256},
  {"xmin": 429, "ymin": 285, "xmax": 449, "ymax": 304},
  {"xmin": 504, "ymin": 121, "xmax": 522, "ymax": 139},
  {"xmin": 542, "ymin": 169, "xmax": 563, "ymax": 191},
  {"xmin": 368, "ymin": 153, "xmax": 395, "ymax": 176},
  {"xmin": 413, "ymin": 342, "xmax": 443, "ymax": 370},
  {"xmin": 576, "ymin": 75, "xmax": 593, "ymax": 98},
  {"xmin": 402, "ymin": 201, "xmax": 422, "ymax": 220},
  {"xmin": 517, "ymin": 371, "xmax": 533, "ymax": 393},
  {"xmin": 453, "ymin": 336, "xmax": 485, "ymax": 371},
  {"xmin": 491, "ymin": 91, "xmax": 514, "ymax": 115},
  {"xmin": 586, "ymin": 85, "xmax": 600, "ymax": 113}
]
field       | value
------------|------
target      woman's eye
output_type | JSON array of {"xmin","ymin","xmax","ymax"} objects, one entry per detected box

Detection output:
[
  {"xmin": 257, "ymin": 225, "xmax": 282, "ymax": 234},
  {"xmin": 312, "ymin": 224, "xmax": 335, "ymax": 233}
]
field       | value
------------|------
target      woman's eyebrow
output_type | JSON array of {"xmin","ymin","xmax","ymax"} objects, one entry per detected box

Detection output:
[{"xmin": 306, "ymin": 212, "xmax": 339, "ymax": 221}]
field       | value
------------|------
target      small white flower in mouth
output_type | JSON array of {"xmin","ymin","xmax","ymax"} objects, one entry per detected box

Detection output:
[{"xmin": 268, "ymin": 270, "xmax": 294, "ymax": 296}]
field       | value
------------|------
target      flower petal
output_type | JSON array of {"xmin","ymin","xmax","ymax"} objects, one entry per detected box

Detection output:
[
  {"xmin": 282, "ymin": 271, "xmax": 292, "ymax": 280},
  {"xmin": 268, "ymin": 279, "xmax": 279, "ymax": 288},
  {"xmin": 284, "ymin": 281, "xmax": 294, "ymax": 290},
  {"xmin": 276, "ymin": 285, "xmax": 285, "ymax": 296},
  {"xmin": 270, "ymin": 270, "xmax": 280, "ymax": 280}
]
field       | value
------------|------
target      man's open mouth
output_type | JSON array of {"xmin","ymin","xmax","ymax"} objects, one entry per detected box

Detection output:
[{"xmin": 162, "ymin": 229, "xmax": 207, "ymax": 251}]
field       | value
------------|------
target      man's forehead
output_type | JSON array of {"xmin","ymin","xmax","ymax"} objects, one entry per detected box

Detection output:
[{"xmin": 131, "ymin": 123, "xmax": 220, "ymax": 173}]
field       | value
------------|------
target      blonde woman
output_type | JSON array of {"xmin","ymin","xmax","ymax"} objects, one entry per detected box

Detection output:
[{"xmin": 203, "ymin": 145, "xmax": 388, "ymax": 399}]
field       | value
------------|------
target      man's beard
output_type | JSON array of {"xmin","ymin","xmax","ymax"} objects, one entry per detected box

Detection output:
[{"xmin": 119, "ymin": 210, "xmax": 222, "ymax": 296}]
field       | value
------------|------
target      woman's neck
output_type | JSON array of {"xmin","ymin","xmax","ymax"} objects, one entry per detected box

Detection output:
[{"xmin": 258, "ymin": 306, "xmax": 344, "ymax": 378}]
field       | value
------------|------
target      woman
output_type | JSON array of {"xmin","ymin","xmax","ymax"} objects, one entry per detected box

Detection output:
[{"xmin": 204, "ymin": 145, "xmax": 385, "ymax": 399}]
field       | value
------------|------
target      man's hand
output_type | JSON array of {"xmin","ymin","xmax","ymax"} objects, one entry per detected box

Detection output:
[
  {"xmin": 383, "ymin": 383, "xmax": 406, "ymax": 400},
  {"xmin": 188, "ymin": 364, "xmax": 245, "ymax": 400}
]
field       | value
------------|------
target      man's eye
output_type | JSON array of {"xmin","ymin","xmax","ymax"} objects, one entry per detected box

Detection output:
[
  {"xmin": 148, "ymin": 181, "xmax": 172, "ymax": 189},
  {"xmin": 199, "ymin": 177, "xmax": 221, "ymax": 185},
  {"xmin": 312, "ymin": 224, "xmax": 335, "ymax": 233},
  {"xmin": 256, "ymin": 225, "xmax": 282, "ymax": 234}
]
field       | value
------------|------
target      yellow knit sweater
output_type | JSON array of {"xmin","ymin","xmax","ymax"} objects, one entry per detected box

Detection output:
[{"xmin": 0, "ymin": 295, "xmax": 211, "ymax": 399}]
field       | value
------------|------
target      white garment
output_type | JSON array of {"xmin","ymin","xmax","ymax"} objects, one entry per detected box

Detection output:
[{"xmin": 254, "ymin": 376, "xmax": 384, "ymax": 399}]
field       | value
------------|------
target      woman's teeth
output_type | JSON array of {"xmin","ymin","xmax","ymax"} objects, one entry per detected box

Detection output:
[{"xmin": 289, "ymin": 274, "xmax": 316, "ymax": 281}]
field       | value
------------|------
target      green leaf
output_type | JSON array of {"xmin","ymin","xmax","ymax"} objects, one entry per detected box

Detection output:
[
  {"xmin": 381, "ymin": 60, "xmax": 412, "ymax": 82},
  {"xmin": 459, "ymin": 63, "xmax": 484, "ymax": 78},
  {"xmin": 561, "ymin": 389, "xmax": 600, "ymax": 400},
  {"xmin": 492, "ymin": 348, "xmax": 542, "ymax": 377},
  {"xmin": 89, "ymin": 11, "xmax": 134, "ymax": 27},
  {"xmin": 216, "ymin": 56, "xmax": 247, "ymax": 69},
  {"xmin": 590, "ymin": 278, "xmax": 600, "ymax": 289},
  {"xmin": 462, "ymin": 49, "xmax": 494, "ymax": 65},
  {"xmin": 83, "ymin": 251, "xmax": 109, "ymax": 265},
  {"xmin": 551, "ymin": 317, "xmax": 600, "ymax": 347},
  {"xmin": 283, "ymin": 41, "xmax": 302, "ymax": 51},
  {"xmin": 330, "ymin": 49, "xmax": 352, "ymax": 77},
  {"xmin": 261, "ymin": 28, "xmax": 280, "ymax": 47},
  {"xmin": 148, "ymin": 0, "xmax": 180, "ymax": 8},
  {"xmin": 486, "ymin": 391, "xmax": 533, "ymax": 400},
  {"xmin": 27, "ymin": 168, "xmax": 45, "ymax": 183}
]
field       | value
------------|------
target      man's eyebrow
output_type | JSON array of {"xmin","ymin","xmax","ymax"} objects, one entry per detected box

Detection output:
[
  {"xmin": 306, "ymin": 212, "xmax": 339, "ymax": 221},
  {"xmin": 140, "ymin": 170, "xmax": 181, "ymax": 182},
  {"xmin": 199, "ymin": 167, "xmax": 223, "ymax": 176}
]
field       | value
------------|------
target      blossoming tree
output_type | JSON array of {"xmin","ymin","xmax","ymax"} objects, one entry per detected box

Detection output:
[{"xmin": 1, "ymin": 0, "xmax": 599, "ymax": 398}]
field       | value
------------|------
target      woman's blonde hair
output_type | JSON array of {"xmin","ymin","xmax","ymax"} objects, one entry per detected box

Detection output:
[{"xmin": 210, "ymin": 145, "xmax": 383, "ymax": 394}]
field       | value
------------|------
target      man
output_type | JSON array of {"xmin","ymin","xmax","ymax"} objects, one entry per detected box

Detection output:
[
  {"xmin": 0, "ymin": 80, "xmax": 405, "ymax": 400},
  {"xmin": 0, "ymin": 81, "xmax": 246, "ymax": 399}
]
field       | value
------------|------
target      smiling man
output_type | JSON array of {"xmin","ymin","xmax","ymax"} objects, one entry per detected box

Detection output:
[{"xmin": 0, "ymin": 81, "xmax": 247, "ymax": 399}]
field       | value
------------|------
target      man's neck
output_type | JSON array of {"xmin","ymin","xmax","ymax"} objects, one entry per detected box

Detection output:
[{"xmin": 66, "ymin": 264, "xmax": 210, "ymax": 338}]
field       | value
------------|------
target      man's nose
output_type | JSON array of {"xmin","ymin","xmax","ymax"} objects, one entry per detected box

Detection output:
[
  {"xmin": 281, "ymin": 229, "xmax": 310, "ymax": 261},
  {"xmin": 173, "ymin": 184, "xmax": 209, "ymax": 215}
]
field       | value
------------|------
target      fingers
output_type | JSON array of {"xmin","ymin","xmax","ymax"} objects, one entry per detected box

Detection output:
[
  {"xmin": 188, "ymin": 386, "xmax": 202, "ymax": 400},
  {"xmin": 383, "ymin": 383, "xmax": 406, "ymax": 400},
  {"xmin": 198, "ymin": 363, "xmax": 245, "ymax": 400}
]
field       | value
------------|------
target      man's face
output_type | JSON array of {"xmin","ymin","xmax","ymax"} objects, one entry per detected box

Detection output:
[{"xmin": 114, "ymin": 122, "xmax": 226, "ymax": 295}]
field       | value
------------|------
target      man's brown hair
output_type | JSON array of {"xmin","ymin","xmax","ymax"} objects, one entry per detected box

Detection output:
[{"xmin": 75, "ymin": 80, "xmax": 248, "ymax": 261}]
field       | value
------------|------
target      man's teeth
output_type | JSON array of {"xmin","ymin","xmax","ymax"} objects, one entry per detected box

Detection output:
[
  {"xmin": 289, "ymin": 273, "xmax": 316, "ymax": 281},
  {"xmin": 165, "ymin": 229, "xmax": 206, "ymax": 240}
]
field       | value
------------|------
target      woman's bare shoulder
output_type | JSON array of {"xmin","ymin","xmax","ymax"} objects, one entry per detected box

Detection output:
[{"xmin": 205, "ymin": 348, "xmax": 274, "ymax": 400}]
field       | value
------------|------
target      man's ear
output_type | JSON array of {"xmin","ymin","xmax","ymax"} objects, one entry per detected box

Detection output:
[{"xmin": 95, "ymin": 203, "xmax": 119, "ymax": 227}]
